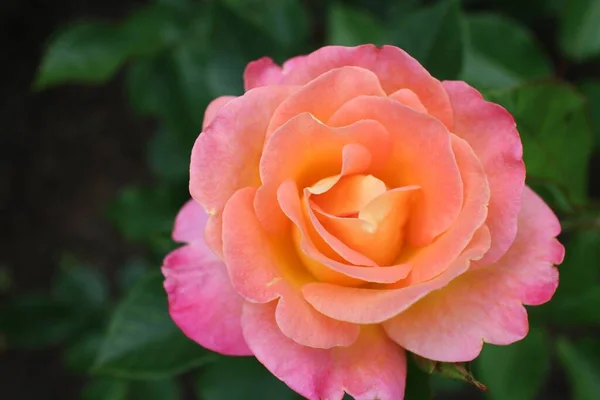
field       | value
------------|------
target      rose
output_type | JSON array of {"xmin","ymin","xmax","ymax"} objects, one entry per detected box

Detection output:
[{"xmin": 162, "ymin": 45, "xmax": 564, "ymax": 400}]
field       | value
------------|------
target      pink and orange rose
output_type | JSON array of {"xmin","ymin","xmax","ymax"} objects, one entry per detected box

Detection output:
[{"xmin": 162, "ymin": 45, "xmax": 564, "ymax": 399}]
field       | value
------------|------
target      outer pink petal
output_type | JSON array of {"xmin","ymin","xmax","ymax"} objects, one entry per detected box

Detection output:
[
  {"xmin": 202, "ymin": 96, "xmax": 236, "ymax": 130},
  {"xmin": 242, "ymin": 302, "xmax": 407, "ymax": 400},
  {"xmin": 222, "ymin": 187, "xmax": 359, "ymax": 348},
  {"xmin": 329, "ymin": 96, "xmax": 463, "ymax": 247},
  {"xmin": 383, "ymin": 186, "xmax": 563, "ymax": 362},
  {"xmin": 243, "ymin": 57, "xmax": 283, "ymax": 91},
  {"xmin": 443, "ymin": 81, "xmax": 525, "ymax": 265},
  {"xmin": 190, "ymin": 85, "xmax": 298, "ymax": 215},
  {"xmin": 162, "ymin": 243, "xmax": 251, "ymax": 356},
  {"xmin": 172, "ymin": 199, "xmax": 208, "ymax": 244},
  {"xmin": 276, "ymin": 45, "xmax": 454, "ymax": 129}
]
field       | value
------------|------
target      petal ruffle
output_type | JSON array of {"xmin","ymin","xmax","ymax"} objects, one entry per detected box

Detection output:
[
  {"xmin": 266, "ymin": 66, "xmax": 386, "ymax": 138},
  {"xmin": 162, "ymin": 243, "xmax": 251, "ymax": 355},
  {"xmin": 190, "ymin": 85, "xmax": 298, "ymax": 215},
  {"xmin": 329, "ymin": 96, "xmax": 463, "ymax": 247},
  {"xmin": 443, "ymin": 81, "xmax": 525, "ymax": 265},
  {"xmin": 383, "ymin": 186, "xmax": 563, "ymax": 362},
  {"xmin": 301, "ymin": 136, "xmax": 491, "ymax": 323},
  {"xmin": 172, "ymin": 199, "xmax": 208, "ymax": 244},
  {"xmin": 202, "ymin": 95, "xmax": 235, "ymax": 130},
  {"xmin": 274, "ymin": 44, "xmax": 454, "ymax": 129},
  {"xmin": 222, "ymin": 187, "xmax": 359, "ymax": 348},
  {"xmin": 255, "ymin": 113, "xmax": 391, "ymax": 233},
  {"xmin": 242, "ymin": 302, "xmax": 407, "ymax": 400}
]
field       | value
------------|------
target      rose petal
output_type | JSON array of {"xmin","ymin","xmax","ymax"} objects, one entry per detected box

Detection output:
[
  {"xmin": 202, "ymin": 96, "xmax": 235, "ymax": 130},
  {"xmin": 223, "ymin": 187, "xmax": 301, "ymax": 303},
  {"xmin": 243, "ymin": 57, "xmax": 284, "ymax": 91},
  {"xmin": 311, "ymin": 174, "xmax": 387, "ymax": 216},
  {"xmin": 301, "ymin": 225, "xmax": 490, "ymax": 324},
  {"xmin": 399, "ymin": 134, "xmax": 490, "ymax": 283},
  {"xmin": 312, "ymin": 186, "xmax": 419, "ymax": 266},
  {"xmin": 172, "ymin": 199, "xmax": 208, "ymax": 244},
  {"xmin": 301, "ymin": 136, "xmax": 491, "ymax": 323},
  {"xmin": 242, "ymin": 302, "xmax": 407, "ymax": 400},
  {"xmin": 443, "ymin": 81, "xmax": 525, "ymax": 265},
  {"xmin": 266, "ymin": 66, "xmax": 386, "ymax": 138},
  {"xmin": 190, "ymin": 85, "xmax": 298, "ymax": 215},
  {"xmin": 383, "ymin": 186, "xmax": 563, "ymax": 362},
  {"xmin": 275, "ymin": 289, "xmax": 360, "ymax": 348},
  {"xmin": 276, "ymin": 44, "xmax": 454, "ymax": 129},
  {"xmin": 306, "ymin": 144, "xmax": 373, "ymax": 197},
  {"xmin": 255, "ymin": 114, "xmax": 391, "ymax": 233},
  {"xmin": 279, "ymin": 180, "xmax": 414, "ymax": 285},
  {"xmin": 162, "ymin": 243, "xmax": 251, "ymax": 356},
  {"xmin": 389, "ymin": 88, "xmax": 428, "ymax": 113},
  {"xmin": 329, "ymin": 96, "xmax": 463, "ymax": 246},
  {"xmin": 222, "ymin": 187, "xmax": 358, "ymax": 348},
  {"xmin": 204, "ymin": 213, "xmax": 223, "ymax": 257}
]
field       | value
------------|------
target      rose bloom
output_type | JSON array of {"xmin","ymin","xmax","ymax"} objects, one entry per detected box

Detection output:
[{"xmin": 162, "ymin": 45, "xmax": 564, "ymax": 399}]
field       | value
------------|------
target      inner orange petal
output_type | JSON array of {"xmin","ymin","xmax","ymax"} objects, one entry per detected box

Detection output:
[
  {"xmin": 312, "ymin": 186, "xmax": 420, "ymax": 265},
  {"xmin": 310, "ymin": 174, "xmax": 387, "ymax": 217}
]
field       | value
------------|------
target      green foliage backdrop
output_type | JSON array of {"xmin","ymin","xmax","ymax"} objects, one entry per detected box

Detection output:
[{"xmin": 3, "ymin": 0, "xmax": 600, "ymax": 399}]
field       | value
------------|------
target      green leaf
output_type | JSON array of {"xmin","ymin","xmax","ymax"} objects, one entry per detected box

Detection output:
[
  {"xmin": 547, "ymin": 232, "xmax": 600, "ymax": 326},
  {"xmin": 559, "ymin": 0, "xmax": 600, "ymax": 61},
  {"xmin": 120, "ymin": 3, "xmax": 189, "ymax": 57},
  {"xmin": 35, "ymin": 22, "xmax": 127, "ymax": 88},
  {"xmin": 196, "ymin": 356, "xmax": 301, "ymax": 399},
  {"xmin": 475, "ymin": 328, "xmax": 549, "ymax": 400},
  {"xmin": 126, "ymin": 60, "xmax": 163, "ymax": 116},
  {"xmin": 556, "ymin": 337, "xmax": 600, "ymax": 400},
  {"xmin": 327, "ymin": 3, "xmax": 386, "ymax": 46},
  {"xmin": 127, "ymin": 45, "xmax": 211, "ymax": 137},
  {"xmin": 107, "ymin": 185, "xmax": 179, "ymax": 254},
  {"xmin": 461, "ymin": 14, "xmax": 552, "ymax": 90},
  {"xmin": 0, "ymin": 294, "xmax": 80, "ymax": 348},
  {"xmin": 405, "ymin": 356, "xmax": 433, "ymax": 400},
  {"xmin": 579, "ymin": 80, "xmax": 600, "ymax": 148},
  {"xmin": 129, "ymin": 379, "xmax": 181, "ymax": 400},
  {"xmin": 430, "ymin": 374, "xmax": 469, "ymax": 396},
  {"xmin": 172, "ymin": 39, "xmax": 215, "ymax": 125},
  {"xmin": 485, "ymin": 83, "xmax": 593, "ymax": 204},
  {"xmin": 147, "ymin": 128, "xmax": 192, "ymax": 184},
  {"xmin": 93, "ymin": 272, "xmax": 214, "ymax": 379},
  {"xmin": 555, "ymin": 230, "xmax": 600, "ymax": 296},
  {"xmin": 340, "ymin": 0, "xmax": 422, "ymax": 21},
  {"xmin": 389, "ymin": 0, "xmax": 465, "ymax": 80},
  {"xmin": 220, "ymin": 0, "xmax": 309, "ymax": 50},
  {"xmin": 116, "ymin": 258, "xmax": 151, "ymax": 294},
  {"xmin": 53, "ymin": 263, "xmax": 109, "ymax": 314},
  {"xmin": 82, "ymin": 378, "xmax": 129, "ymax": 400},
  {"xmin": 64, "ymin": 332, "xmax": 104, "ymax": 373},
  {"xmin": 412, "ymin": 355, "xmax": 487, "ymax": 392}
]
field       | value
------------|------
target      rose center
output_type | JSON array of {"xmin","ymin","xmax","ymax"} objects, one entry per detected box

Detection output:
[{"xmin": 306, "ymin": 174, "xmax": 417, "ymax": 266}]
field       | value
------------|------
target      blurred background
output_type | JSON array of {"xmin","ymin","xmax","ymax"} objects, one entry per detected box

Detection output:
[{"xmin": 1, "ymin": 0, "xmax": 599, "ymax": 399}]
